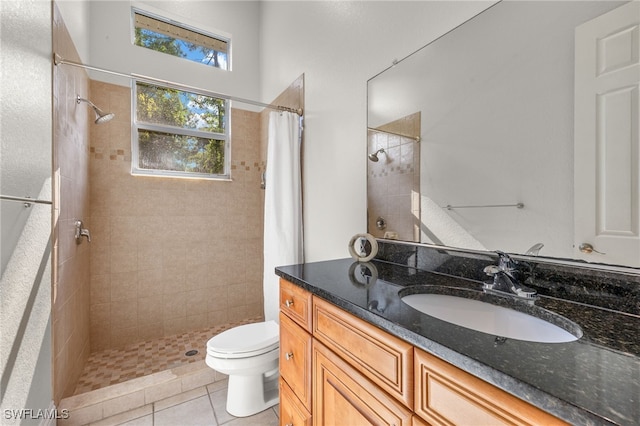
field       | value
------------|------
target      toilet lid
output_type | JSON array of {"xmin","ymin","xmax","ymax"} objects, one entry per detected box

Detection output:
[{"xmin": 207, "ymin": 320, "xmax": 279, "ymax": 356}]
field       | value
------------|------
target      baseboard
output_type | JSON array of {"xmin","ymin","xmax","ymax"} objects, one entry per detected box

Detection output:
[{"xmin": 39, "ymin": 401, "xmax": 59, "ymax": 426}]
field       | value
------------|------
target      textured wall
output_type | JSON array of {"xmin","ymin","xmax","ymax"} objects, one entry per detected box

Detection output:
[{"xmin": 0, "ymin": 0, "xmax": 54, "ymax": 417}]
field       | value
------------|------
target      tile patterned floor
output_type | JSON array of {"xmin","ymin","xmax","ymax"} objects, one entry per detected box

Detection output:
[
  {"xmin": 74, "ymin": 318, "xmax": 263, "ymax": 395},
  {"xmin": 112, "ymin": 381, "xmax": 279, "ymax": 426}
]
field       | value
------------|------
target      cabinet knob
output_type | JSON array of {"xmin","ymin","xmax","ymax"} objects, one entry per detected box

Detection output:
[
  {"xmin": 285, "ymin": 352, "xmax": 294, "ymax": 360},
  {"xmin": 284, "ymin": 299, "xmax": 294, "ymax": 308},
  {"xmin": 285, "ymin": 423, "xmax": 293, "ymax": 426}
]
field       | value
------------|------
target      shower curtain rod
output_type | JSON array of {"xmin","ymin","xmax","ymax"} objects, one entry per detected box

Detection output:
[
  {"xmin": 0, "ymin": 195, "xmax": 52, "ymax": 205},
  {"xmin": 54, "ymin": 53, "xmax": 303, "ymax": 116},
  {"xmin": 367, "ymin": 127, "xmax": 420, "ymax": 142}
]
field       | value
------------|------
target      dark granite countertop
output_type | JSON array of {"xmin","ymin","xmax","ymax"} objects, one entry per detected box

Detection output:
[{"xmin": 275, "ymin": 257, "xmax": 640, "ymax": 426}]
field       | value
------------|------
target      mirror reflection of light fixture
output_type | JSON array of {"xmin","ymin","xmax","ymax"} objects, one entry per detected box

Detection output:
[{"xmin": 76, "ymin": 95, "xmax": 115, "ymax": 124}]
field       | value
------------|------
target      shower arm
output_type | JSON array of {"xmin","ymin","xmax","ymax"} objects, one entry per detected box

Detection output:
[
  {"xmin": 77, "ymin": 96, "xmax": 99, "ymax": 110},
  {"xmin": 77, "ymin": 95, "xmax": 108, "ymax": 115},
  {"xmin": 76, "ymin": 95, "xmax": 115, "ymax": 124}
]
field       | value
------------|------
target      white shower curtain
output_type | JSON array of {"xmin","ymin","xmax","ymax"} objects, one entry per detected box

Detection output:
[{"xmin": 263, "ymin": 111, "xmax": 303, "ymax": 323}]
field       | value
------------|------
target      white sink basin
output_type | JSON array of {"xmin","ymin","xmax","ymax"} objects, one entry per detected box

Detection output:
[{"xmin": 401, "ymin": 293, "xmax": 580, "ymax": 343}]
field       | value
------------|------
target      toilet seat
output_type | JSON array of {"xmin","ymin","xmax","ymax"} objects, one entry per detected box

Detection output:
[{"xmin": 207, "ymin": 320, "xmax": 279, "ymax": 359}]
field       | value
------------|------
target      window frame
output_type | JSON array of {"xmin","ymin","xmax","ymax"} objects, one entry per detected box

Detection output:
[
  {"xmin": 131, "ymin": 79, "xmax": 231, "ymax": 180},
  {"xmin": 131, "ymin": 6, "xmax": 231, "ymax": 71}
]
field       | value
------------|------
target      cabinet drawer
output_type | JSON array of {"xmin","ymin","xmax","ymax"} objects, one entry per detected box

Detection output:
[
  {"xmin": 280, "ymin": 379, "xmax": 312, "ymax": 426},
  {"xmin": 313, "ymin": 340, "xmax": 412, "ymax": 426},
  {"xmin": 280, "ymin": 312, "xmax": 313, "ymax": 410},
  {"xmin": 312, "ymin": 296, "xmax": 413, "ymax": 409},
  {"xmin": 414, "ymin": 348, "xmax": 568, "ymax": 426},
  {"xmin": 280, "ymin": 278, "xmax": 313, "ymax": 333}
]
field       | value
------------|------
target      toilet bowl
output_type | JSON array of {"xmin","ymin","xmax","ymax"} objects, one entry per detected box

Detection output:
[{"xmin": 205, "ymin": 320, "xmax": 279, "ymax": 417}]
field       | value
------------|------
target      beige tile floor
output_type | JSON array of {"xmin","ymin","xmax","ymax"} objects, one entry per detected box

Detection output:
[{"xmin": 110, "ymin": 380, "xmax": 279, "ymax": 426}]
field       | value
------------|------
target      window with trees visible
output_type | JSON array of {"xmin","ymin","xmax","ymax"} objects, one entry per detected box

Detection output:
[
  {"xmin": 132, "ymin": 81, "xmax": 229, "ymax": 179},
  {"xmin": 133, "ymin": 9, "xmax": 229, "ymax": 70}
]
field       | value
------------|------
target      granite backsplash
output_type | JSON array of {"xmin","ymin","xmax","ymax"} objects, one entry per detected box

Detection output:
[{"xmin": 376, "ymin": 240, "xmax": 640, "ymax": 316}]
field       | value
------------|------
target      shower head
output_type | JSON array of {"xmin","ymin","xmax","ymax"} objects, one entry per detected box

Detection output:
[
  {"xmin": 76, "ymin": 95, "xmax": 115, "ymax": 124},
  {"xmin": 368, "ymin": 148, "xmax": 385, "ymax": 162}
]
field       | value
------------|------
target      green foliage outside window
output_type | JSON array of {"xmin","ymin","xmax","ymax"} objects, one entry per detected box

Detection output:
[
  {"xmin": 135, "ymin": 83, "xmax": 228, "ymax": 177},
  {"xmin": 134, "ymin": 28, "xmax": 182, "ymax": 57},
  {"xmin": 133, "ymin": 18, "xmax": 228, "ymax": 69}
]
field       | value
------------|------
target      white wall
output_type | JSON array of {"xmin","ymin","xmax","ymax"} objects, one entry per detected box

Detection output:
[
  {"xmin": 259, "ymin": 1, "xmax": 493, "ymax": 261},
  {"xmin": 78, "ymin": 0, "xmax": 493, "ymax": 262},
  {"xmin": 86, "ymin": 0, "xmax": 261, "ymax": 103},
  {"xmin": 56, "ymin": 0, "xmax": 91, "ymax": 63},
  {"xmin": 0, "ymin": 0, "xmax": 53, "ymax": 421}
]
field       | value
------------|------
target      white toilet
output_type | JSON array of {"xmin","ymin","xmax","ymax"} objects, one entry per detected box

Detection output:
[{"xmin": 205, "ymin": 320, "xmax": 280, "ymax": 417}]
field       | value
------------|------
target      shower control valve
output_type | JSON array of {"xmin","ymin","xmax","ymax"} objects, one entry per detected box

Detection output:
[{"xmin": 75, "ymin": 220, "xmax": 91, "ymax": 243}]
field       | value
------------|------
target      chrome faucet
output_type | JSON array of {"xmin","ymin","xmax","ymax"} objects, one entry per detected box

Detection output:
[{"xmin": 483, "ymin": 251, "xmax": 537, "ymax": 300}]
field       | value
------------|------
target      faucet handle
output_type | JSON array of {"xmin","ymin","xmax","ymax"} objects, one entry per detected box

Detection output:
[
  {"xmin": 483, "ymin": 265, "xmax": 501, "ymax": 276},
  {"xmin": 495, "ymin": 251, "xmax": 517, "ymax": 271},
  {"xmin": 525, "ymin": 243, "xmax": 544, "ymax": 256},
  {"xmin": 75, "ymin": 220, "xmax": 91, "ymax": 243}
]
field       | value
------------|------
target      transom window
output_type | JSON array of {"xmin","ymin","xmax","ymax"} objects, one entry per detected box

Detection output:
[
  {"xmin": 132, "ymin": 81, "xmax": 229, "ymax": 179},
  {"xmin": 133, "ymin": 9, "xmax": 229, "ymax": 70}
]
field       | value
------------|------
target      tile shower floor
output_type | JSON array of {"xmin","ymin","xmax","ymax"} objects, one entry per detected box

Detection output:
[
  {"xmin": 70, "ymin": 318, "xmax": 279, "ymax": 425},
  {"xmin": 74, "ymin": 318, "xmax": 262, "ymax": 394}
]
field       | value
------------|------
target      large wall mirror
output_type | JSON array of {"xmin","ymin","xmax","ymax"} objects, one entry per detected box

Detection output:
[{"xmin": 367, "ymin": 0, "xmax": 639, "ymax": 269}]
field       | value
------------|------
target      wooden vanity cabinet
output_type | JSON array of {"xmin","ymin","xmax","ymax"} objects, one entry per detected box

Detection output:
[
  {"xmin": 279, "ymin": 278, "xmax": 412, "ymax": 426},
  {"xmin": 278, "ymin": 278, "xmax": 567, "ymax": 426}
]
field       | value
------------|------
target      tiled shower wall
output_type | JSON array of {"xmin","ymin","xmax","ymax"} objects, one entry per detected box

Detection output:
[
  {"xmin": 88, "ymin": 82, "xmax": 265, "ymax": 351},
  {"xmin": 367, "ymin": 112, "xmax": 421, "ymax": 242},
  {"xmin": 52, "ymin": 4, "xmax": 92, "ymax": 402}
]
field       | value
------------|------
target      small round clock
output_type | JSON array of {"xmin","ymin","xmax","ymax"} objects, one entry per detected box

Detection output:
[{"xmin": 348, "ymin": 233, "xmax": 379, "ymax": 262}]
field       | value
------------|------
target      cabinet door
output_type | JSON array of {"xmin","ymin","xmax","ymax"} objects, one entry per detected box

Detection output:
[
  {"xmin": 280, "ymin": 312, "xmax": 313, "ymax": 410},
  {"xmin": 414, "ymin": 348, "xmax": 568, "ymax": 426},
  {"xmin": 280, "ymin": 379, "xmax": 312, "ymax": 426},
  {"xmin": 313, "ymin": 296, "xmax": 413, "ymax": 408},
  {"xmin": 313, "ymin": 341, "xmax": 412, "ymax": 426}
]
